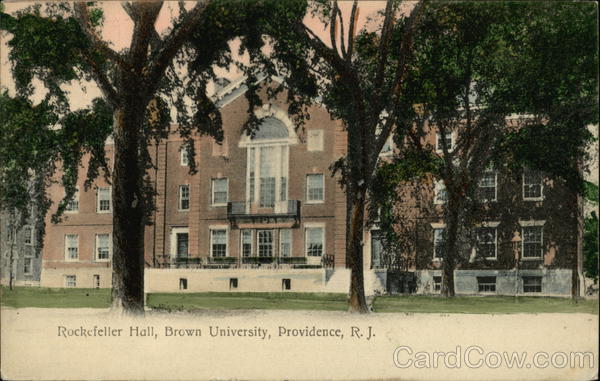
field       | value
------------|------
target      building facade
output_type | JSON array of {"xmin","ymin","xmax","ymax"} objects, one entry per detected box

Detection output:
[
  {"xmin": 1, "ymin": 210, "xmax": 42, "ymax": 287},
  {"xmin": 39, "ymin": 77, "xmax": 579, "ymax": 296}
]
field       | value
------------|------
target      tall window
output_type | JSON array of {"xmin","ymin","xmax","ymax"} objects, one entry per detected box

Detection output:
[
  {"xmin": 176, "ymin": 233, "xmax": 189, "ymax": 259},
  {"xmin": 97, "ymin": 187, "xmax": 111, "ymax": 212},
  {"xmin": 279, "ymin": 229, "xmax": 292, "ymax": 257},
  {"xmin": 212, "ymin": 178, "xmax": 228, "ymax": 206},
  {"xmin": 305, "ymin": 227, "xmax": 324, "ymax": 256},
  {"xmin": 433, "ymin": 228, "xmax": 445, "ymax": 259},
  {"xmin": 257, "ymin": 230, "xmax": 273, "ymax": 257},
  {"xmin": 306, "ymin": 174, "xmax": 324, "ymax": 203},
  {"xmin": 95, "ymin": 234, "xmax": 111, "ymax": 261},
  {"xmin": 179, "ymin": 185, "xmax": 190, "ymax": 210},
  {"xmin": 522, "ymin": 226, "xmax": 543, "ymax": 259},
  {"xmin": 66, "ymin": 188, "xmax": 79, "ymax": 212},
  {"xmin": 523, "ymin": 171, "xmax": 543, "ymax": 200},
  {"xmin": 434, "ymin": 181, "xmax": 447, "ymax": 205},
  {"xmin": 23, "ymin": 225, "xmax": 33, "ymax": 245},
  {"xmin": 211, "ymin": 229, "xmax": 227, "ymax": 257},
  {"xmin": 241, "ymin": 230, "xmax": 252, "ymax": 257},
  {"xmin": 476, "ymin": 227, "xmax": 497, "ymax": 259},
  {"xmin": 23, "ymin": 257, "xmax": 32, "ymax": 275},
  {"xmin": 65, "ymin": 234, "xmax": 79, "ymax": 260},
  {"xmin": 436, "ymin": 131, "xmax": 453, "ymax": 152},
  {"xmin": 478, "ymin": 171, "xmax": 497, "ymax": 202},
  {"xmin": 371, "ymin": 230, "xmax": 383, "ymax": 268},
  {"xmin": 180, "ymin": 149, "xmax": 189, "ymax": 166},
  {"xmin": 245, "ymin": 117, "xmax": 290, "ymax": 208}
]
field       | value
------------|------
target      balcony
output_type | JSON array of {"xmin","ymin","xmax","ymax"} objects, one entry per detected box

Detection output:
[{"xmin": 227, "ymin": 200, "xmax": 301, "ymax": 227}]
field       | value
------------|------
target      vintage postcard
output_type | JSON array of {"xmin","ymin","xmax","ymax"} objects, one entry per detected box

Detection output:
[{"xmin": 1, "ymin": 1, "xmax": 598, "ymax": 380}]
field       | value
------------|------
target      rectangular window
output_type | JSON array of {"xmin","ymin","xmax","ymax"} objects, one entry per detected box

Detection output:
[
  {"xmin": 65, "ymin": 234, "xmax": 79, "ymax": 261},
  {"xmin": 260, "ymin": 177, "xmax": 276, "ymax": 208},
  {"xmin": 211, "ymin": 229, "xmax": 227, "ymax": 257},
  {"xmin": 434, "ymin": 181, "xmax": 447, "ymax": 205},
  {"xmin": 433, "ymin": 276, "xmax": 442, "ymax": 292},
  {"xmin": 257, "ymin": 230, "xmax": 273, "ymax": 257},
  {"xmin": 65, "ymin": 275, "xmax": 76, "ymax": 288},
  {"xmin": 523, "ymin": 171, "xmax": 543, "ymax": 200},
  {"xmin": 230, "ymin": 278, "xmax": 238, "ymax": 289},
  {"xmin": 305, "ymin": 227, "xmax": 324, "ymax": 257},
  {"xmin": 66, "ymin": 189, "xmax": 79, "ymax": 212},
  {"xmin": 477, "ymin": 276, "xmax": 497, "ymax": 293},
  {"xmin": 522, "ymin": 226, "xmax": 543, "ymax": 259},
  {"xmin": 371, "ymin": 230, "xmax": 383, "ymax": 268},
  {"xmin": 282, "ymin": 278, "xmax": 291, "ymax": 290},
  {"xmin": 433, "ymin": 228, "xmax": 445, "ymax": 259},
  {"xmin": 279, "ymin": 229, "xmax": 292, "ymax": 257},
  {"xmin": 176, "ymin": 233, "xmax": 189, "ymax": 259},
  {"xmin": 179, "ymin": 185, "xmax": 190, "ymax": 210},
  {"xmin": 95, "ymin": 233, "xmax": 111, "ymax": 261},
  {"xmin": 259, "ymin": 147, "xmax": 276, "ymax": 207},
  {"xmin": 179, "ymin": 278, "xmax": 188, "ymax": 290},
  {"xmin": 97, "ymin": 187, "xmax": 112, "ymax": 212},
  {"xmin": 436, "ymin": 132, "xmax": 453, "ymax": 152},
  {"xmin": 23, "ymin": 257, "xmax": 32, "ymax": 275},
  {"xmin": 478, "ymin": 172, "xmax": 497, "ymax": 202},
  {"xmin": 307, "ymin": 130, "xmax": 324, "ymax": 151},
  {"xmin": 476, "ymin": 227, "xmax": 497, "ymax": 259},
  {"xmin": 93, "ymin": 274, "xmax": 100, "ymax": 289},
  {"xmin": 241, "ymin": 230, "xmax": 252, "ymax": 257},
  {"xmin": 180, "ymin": 149, "xmax": 189, "ymax": 166},
  {"xmin": 522, "ymin": 276, "xmax": 542, "ymax": 293},
  {"xmin": 23, "ymin": 225, "xmax": 33, "ymax": 245},
  {"xmin": 306, "ymin": 174, "xmax": 324, "ymax": 203},
  {"xmin": 212, "ymin": 178, "xmax": 228, "ymax": 206}
]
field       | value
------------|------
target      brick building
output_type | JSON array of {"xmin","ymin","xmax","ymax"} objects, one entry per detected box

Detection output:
[{"xmin": 40, "ymin": 76, "xmax": 579, "ymax": 296}]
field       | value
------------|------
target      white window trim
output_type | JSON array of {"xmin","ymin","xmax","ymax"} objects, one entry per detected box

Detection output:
[
  {"xmin": 170, "ymin": 227, "xmax": 190, "ymax": 260},
  {"xmin": 435, "ymin": 131, "xmax": 456, "ymax": 153},
  {"xmin": 478, "ymin": 171, "xmax": 498, "ymax": 202},
  {"xmin": 23, "ymin": 225, "xmax": 34, "ymax": 246},
  {"xmin": 211, "ymin": 178, "xmax": 229, "ymax": 207},
  {"xmin": 433, "ymin": 180, "xmax": 447, "ymax": 205},
  {"xmin": 522, "ymin": 172, "xmax": 544, "ymax": 201},
  {"xmin": 304, "ymin": 222, "xmax": 325, "ymax": 257},
  {"xmin": 240, "ymin": 229, "xmax": 254, "ymax": 257},
  {"xmin": 94, "ymin": 233, "xmax": 112, "ymax": 262},
  {"xmin": 180, "ymin": 148, "xmax": 189, "ymax": 166},
  {"xmin": 279, "ymin": 229, "xmax": 292, "ymax": 257},
  {"xmin": 64, "ymin": 234, "xmax": 79, "ymax": 262},
  {"xmin": 306, "ymin": 174, "xmax": 325, "ymax": 204},
  {"xmin": 477, "ymin": 276, "xmax": 498, "ymax": 294},
  {"xmin": 238, "ymin": 106, "xmax": 299, "ymax": 148},
  {"xmin": 520, "ymin": 224, "xmax": 544, "ymax": 260},
  {"xmin": 23, "ymin": 257, "xmax": 33, "ymax": 275},
  {"xmin": 65, "ymin": 187, "xmax": 80, "ymax": 213},
  {"xmin": 178, "ymin": 184, "xmax": 190, "ymax": 211},
  {"xmin": 257, "ymin": 229, "xmax": 274, "ymax": 257},
  {"xmin": 476, "ymin": 227, "xmax": 498, "ymax": 260},
  {"xmin": 209, "ymin": 225, "xmax": 229, "ymax": 258},
  {"xmin": 307, "ymin": 129, "xmax": 324, "ymax": 152},
  {"xmin": 96, "ymin": 187, "xmax": 112, "ymax": 213},
  {"xmin": 65, "ymin": 275, "xmax": 77, "ymax": 288}
]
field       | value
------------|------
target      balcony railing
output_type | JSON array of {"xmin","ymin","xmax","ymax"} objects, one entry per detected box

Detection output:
[
  {"xmin": 227, "ymin": 200, "xmax": 301, "ymax": 227},
  {"xmin": 157, "ymin": 254, "xmax": 333, "ymax": 269}
]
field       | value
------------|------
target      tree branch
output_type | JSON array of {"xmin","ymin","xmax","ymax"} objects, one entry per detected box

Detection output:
[
  {"xmin": 73, "ymin": 3, "xmax": 131, "ymax": 72},
  {"xmin": 345, "ymin": 0, "xmax": 359, "ymax": 61},
  {"xmin": 129, "ymin": 2, "xmax": 163, "ymax": 71},
  {"xmin": 122, "ymin": 2, "xmax": 162, "ymax": 52},
  {"xmin": 81, "ymin": 55, "xmax": 119, "ymax": 108}
]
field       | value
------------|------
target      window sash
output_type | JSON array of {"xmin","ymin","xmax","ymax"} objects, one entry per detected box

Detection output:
[
  {"xmin": 523, "ymin": 172, "xmax": 543, "ymax": 199},
  {"xmin": 211, "ymin": 230, "xmax": 227, "ymax": 257},
  {"xmin": 241, "ymin": 230, "xmax": 252, "ymax": 257},
  {"xmin": 306, "ymin": 227, "xmax": 323, "ymax": 256},
  {"xmin": 522, "ymin": 227, "xmax": 543, "ymax": 258},
  {"xmin": 179, "ymin": 185, "xmax": 190, "ymax": 210},
  {"xmin": 97, "ymin": 188, "xmax": 111, "ymax": 211},
  {"xmin": 65, "ymin": 275, "xmax": 76, "ymax": 287},
  {"xmin": 307, "ymin": 174, "xmax": 324, "ymax": 202},
  {"xmin": 476, "ymin": 228, "xmax": 497, "ymax": 258},
  {"xmin": 212, "ymin": 179, "xmax": 228, "ymax": 205},
  {"xmin": 96, "ymin": 234, "xmax": 110, "ymax": 260},
  {"xmin": 66, "ymin": 190, "xmax": 79, "ymax": 212},
  {"xmin": 478, "ymin": 172, "xmax": 497, "ymax": 201},
  {"xmin": 523, "ymin": 276, "xmax": 542, "ymax": 292},
  {"xmin": 66, "ymin": 235, "xmax": 78, "ymax": 260},
  {"xmin": 23, "ymin": 258, "xmax": 32, "ymax": 274},
  {"xmin": 257, "ymin": 230, "xmax": 273, "ymax": 257},
  {"xmin": 279, "ymin": 229, "xmax": 292, "ymax": 257}
]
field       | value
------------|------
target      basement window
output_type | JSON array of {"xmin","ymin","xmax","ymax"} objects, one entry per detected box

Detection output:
[
  {"xmin": 282, "ymin": 278, "xmax": 291, "ymax": 291},
  {"xmin": 179, "ymin": 278, "xmax": 188, "ymax": 290},
  {"xmin": 477, "ymin": 276, "xmax": 496, "ymax": 293},
  {"xmin": 522, "ymin": 276, "xmax": 542, "ymax": 293},
  {"xmin": 230, "ymin": 278, "xmax": 238, "ymax": 289}
]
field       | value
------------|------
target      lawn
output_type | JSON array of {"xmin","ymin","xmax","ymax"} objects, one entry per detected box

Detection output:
[
  {"xmin": 147, "ymin": 292, "xmax": 348, "ymax": 311},
  {"xmin": 0, "ymin": 286, "xmax": 111, "ymax": 308},
  {"xmin": 373, "ymin": 295, "xmax": 599, "ymax": 314}
]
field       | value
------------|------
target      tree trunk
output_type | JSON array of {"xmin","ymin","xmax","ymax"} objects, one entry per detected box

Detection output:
[
  {"xmin": 347, "ymin": 188, "xmax": 369, "ymax": 313},
  {"xmin": 441, "ymin": 202, "xmax": 459, "ymax": 297},
  {"xmin": 110, "ymin": 107, "xmax": 146, "ymax": 315}
]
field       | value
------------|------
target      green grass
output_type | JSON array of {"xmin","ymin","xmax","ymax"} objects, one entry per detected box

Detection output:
[
  {"xmin": 147, "ymin": 292, "xmax": 348, "ymax": 311},
  {"xmin": 372, "ymin": 295, "xmax": 599, "ymax": 314},
  {"xmin": 0, "ymin": 286, "xmax": 111, "ymax": 308}
]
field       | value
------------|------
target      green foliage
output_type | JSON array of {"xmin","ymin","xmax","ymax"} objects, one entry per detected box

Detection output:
[
  {"xmin": 584, "ymin": 181, "xmax": 599, "ymax": 204},
  {"xmin": 584, "ymin": 211, "xmax": 598, "ymax": 282}
]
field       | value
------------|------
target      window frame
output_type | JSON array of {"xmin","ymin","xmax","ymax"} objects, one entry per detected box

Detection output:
[
  {"xmin": 211, "ymin": 178, "xmax": 228, "ymax": 207},
  {"xmin": 240, "ymin": 229, "xmax": 253, "ymax": 257},
  {"xmin": 522, "ymin": 276, "xmax": 542, "ymax": 293},
  {"xmin": 23, "ymin": 257, "xmax": 33, "ymax": 275},
  {"xmin": 279, "ymin": 229, "xmax": 292, "ymax": 258},
  {"xmin": 95, "ymin": 233, "xmax": 111, "ymax": 262},
  {"xmin": 522, "ymin": 171, "xmax": 544, "ymax": 201},
  {"xmin": 65, "ymin": 187, "xmax": 79, "ymax": 213},
  {"xmin": 433, "ymin": 180, "xmax": 448, "ymax": 205},
  {"xmin": 180, "ymin": 148, "xmax": 189, "ymax": 166},
  {"xmin": 179, "ymin": 184, "xmax": 190, "ymax": 211},
  {"xmin": 435, "ymin": 131, "xmax": 455, "ymax": 153},
  {"xmin": 304, "ymin": 224, "xmax": 325, "ymax": 257},
  {"xmin": 257, "ymin": 229, "xmax": 274, "ymax": 258},
  {"xmin": 65, "ymin": 275, "xmax": 77, "ymax": 288},
  {"xmin": 96, "ymin": 187, "xmax": 112, "ymax": 213},
  {"xmin": 64, "ymin": 234, "xmax": 79, "ymax": 262},
  {"xmin": 432, "ymin": 227, "xmax": 446, "ymax": 260},
  {"xmin": 306, "ymin": 174, "xmax": 325, "ymax": 204},
  {"xmin": 477, "ymin": 276, "xmax": 497, "ymax": 293},
  {"xmin": 476, "ymin": 226, "xmax": 498, "ymax": 260},
  {"xmin": 23, "ymin": 225, "xmax": 34, "ymax": 245},
  {"xmin": 210, "ymin": 228, "xmax": 229, "ymax": 258},
  {"xmin": 478, "ymin": 171, "xmax": 498, "ymax": 202}
]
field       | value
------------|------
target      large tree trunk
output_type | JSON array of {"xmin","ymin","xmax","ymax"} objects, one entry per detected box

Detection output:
[
  {"xmin": 347, "ymin": 188, "xmax": 369, "ymax": 313},
  {"xmin": 441, "ymin": 201, "xmax": 459, "ymax": 297},
  {"xmin": 111, "ymin": 107, "xmax": 146, "ymax": 315}
]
